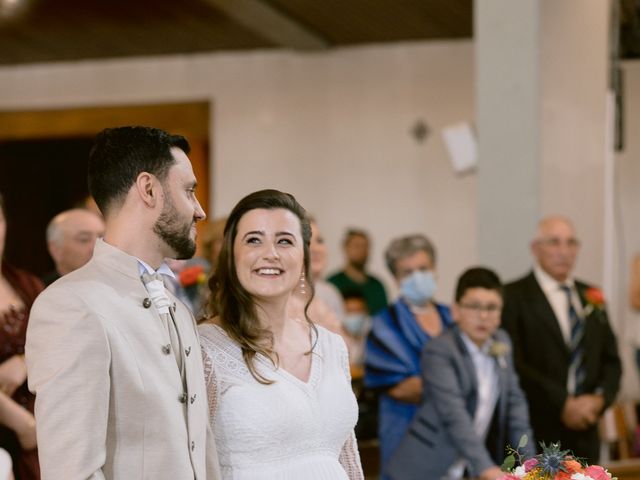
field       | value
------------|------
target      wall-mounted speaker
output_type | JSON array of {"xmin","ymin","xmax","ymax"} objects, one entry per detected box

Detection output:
[{"xmin": 441, "ymin": 122, "xmax": 477, "ymax": 174}]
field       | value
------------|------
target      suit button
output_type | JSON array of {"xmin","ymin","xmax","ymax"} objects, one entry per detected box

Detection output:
[
  {"xmin": 185, "ymin": 346, "xmax": 191, "ymax": 356},
  {"xmin": 190, "ymin": 394, "xmax": 197, "ymax": 404},
  {"xmin": 143, "ymin": 298, "xmax": 152, "ymax": 308},
  {"xmin": 162, "ymin": 344, "xmax": 171, "ymax": 355},
  {"xmin": 191, "ymin": 441, "xmax": 195, "ymax": 451},
  {"xmin": 179, "ymin": 392, "xmax": 188, "ymax": 404}
]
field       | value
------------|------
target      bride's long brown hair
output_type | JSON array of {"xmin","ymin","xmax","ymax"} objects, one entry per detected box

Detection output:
[{"xmin": 207, "ymin": 189, "xmax": 316, "ymax": 384}]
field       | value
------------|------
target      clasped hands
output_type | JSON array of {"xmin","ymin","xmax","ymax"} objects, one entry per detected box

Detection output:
[
  {"xmin": 0, "ymin": 355, "xmax": 35, "ymax": 450},
  {"xmin": 561, "ymin": 394, "xmax": 605, "ymax": 431},
  {"xmin": 463, "ymin": 466, "xmax": 504, "ymax": 480},
  {"xmin": 478, "ymin": 466, "xmax": 504, "ymax": 480}
]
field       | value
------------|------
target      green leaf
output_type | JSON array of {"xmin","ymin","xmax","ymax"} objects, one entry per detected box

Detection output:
[
  {"xmin": 501, "ymin": 454, "xmax": 515, "ymax": 471},
  {"xmin": 518, "ymin": 434, "xmax": 528, "ymax": 449}
]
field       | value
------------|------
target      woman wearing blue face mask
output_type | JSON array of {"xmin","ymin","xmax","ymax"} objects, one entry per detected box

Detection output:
[{"xmin": 364, "ymin": 234, "xmax": 452, "ymax": 476}]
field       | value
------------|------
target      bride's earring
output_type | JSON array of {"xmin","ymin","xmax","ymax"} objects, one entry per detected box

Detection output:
[{"xmin": 299, "ymin": 271, "xmax": 306, "ymax": 295}]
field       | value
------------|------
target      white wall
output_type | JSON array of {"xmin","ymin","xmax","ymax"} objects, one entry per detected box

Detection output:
[
  {"xmin": 0, "ymin": 41, "xmax": 477, "ymax": 303},
  {"xmin": 475, "ymin": 0, "xmax": 540, "ymax": 281},
  {"xmin": 613, "ymin": 60, "xmax": 640, "ymax": 398},
  {"xmin": 618, "ymin": 61, "xmax": 640, "ymax": 312},
  {"xmin": 539, "ymin": 0, "xmax": 611, "ymax": 285}
]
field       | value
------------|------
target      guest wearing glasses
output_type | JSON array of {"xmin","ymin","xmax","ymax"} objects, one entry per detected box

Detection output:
[
  {"xmin": 364, "ymin": 234, "xmax": 452, "ymax": 473},
  {"xmin": 501, "ymin": 216, "xmax": 621, "ymax": 463},
  {"xmin": 386, "ymin": 267, "xmax": 534, "ymax": 480}
]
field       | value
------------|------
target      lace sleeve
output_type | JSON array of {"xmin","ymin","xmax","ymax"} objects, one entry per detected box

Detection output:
[
  {"xmin": 201, "ymin": 337, "xmax": 219, "ymax": 424},
  {"xmin": 337, "ymin": 336, "xmax": 365, "ymax": 480},
  {"xmin": 339, "ymin": 431, "xmax": 364, "ymax": 480}
]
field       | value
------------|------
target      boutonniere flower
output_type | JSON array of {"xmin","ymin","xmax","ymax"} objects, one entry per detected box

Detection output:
[
  {"xmin": 489, "ymin": 341, "xmax": 510, "ymax": 369},
  {"xmin": 179, "ymin": 265, "xmax": 207, "ymax": 288},
  {"xmin": 583, "ymin": 287, "xmax": 605, "ymax": 316}
]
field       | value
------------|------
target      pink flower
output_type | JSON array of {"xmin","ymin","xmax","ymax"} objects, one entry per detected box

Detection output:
[
  {"xmin": 497, "ymin": 475, "xmax": 522, "ymax": 480},
  {"xmin": 523, "ymin": 458, "xmax": 538, "ymax": 472},
  {"xmin": 583, "ymin": 465, "xmax": 611, "ymax": 480}
]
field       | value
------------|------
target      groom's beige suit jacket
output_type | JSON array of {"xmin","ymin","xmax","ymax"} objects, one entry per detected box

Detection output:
[{"xmin": 26, "ymin": 240, "xmax": 220, "ymax": 480}]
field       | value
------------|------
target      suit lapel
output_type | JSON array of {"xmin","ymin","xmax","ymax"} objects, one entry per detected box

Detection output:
[
  {"xmin": 496, "ymin": 353, "xmax": 508, "ymax": 408},
  {"xmin": 491, "ymin": 347, "xmax": 508, "ymax": 458},
  {"xmin": 525, "ymin": 273, "xmax": 569, "ymax": 354},
  {"xmin": 453, "ymin": 328, "xmax": 479, "ymax": 414},
  {"xmin": 574, "ymin": 282, "xmax": 597, "ymax": 358}
]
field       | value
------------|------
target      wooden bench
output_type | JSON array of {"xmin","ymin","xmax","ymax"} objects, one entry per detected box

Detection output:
[
  {"xmin": 358, "ymin": 438, "xmax": 380, "ymax": 479},
  {"xmin": 604, "ymin": 458, "xmax": 640, "ymax": 480}
]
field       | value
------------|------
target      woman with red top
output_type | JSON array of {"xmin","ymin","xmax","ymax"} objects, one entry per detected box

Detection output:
[{"xmin": 0, "ymin": 192, "xmax": 42, "ymax": 480}]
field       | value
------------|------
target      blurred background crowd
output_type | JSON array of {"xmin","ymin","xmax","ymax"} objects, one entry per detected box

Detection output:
[{"xmin": 2, "ymin": 1, "xmax": 640, "ymax": 479}]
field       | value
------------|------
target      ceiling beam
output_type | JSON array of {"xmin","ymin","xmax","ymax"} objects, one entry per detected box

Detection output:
[{"xmin": 205, "ymin": 0, "xmax": 328, "ymax": 50}]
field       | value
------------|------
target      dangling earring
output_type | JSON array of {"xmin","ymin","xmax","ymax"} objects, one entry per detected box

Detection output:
[{"xmin": 299, "ymin": 271, "xmax": 306, "ymax": 295}]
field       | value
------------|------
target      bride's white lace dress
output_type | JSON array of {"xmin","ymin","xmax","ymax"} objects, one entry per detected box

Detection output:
[{"xmin": 199, "ymin": 323, "xmax": 364, "ymax": 480}]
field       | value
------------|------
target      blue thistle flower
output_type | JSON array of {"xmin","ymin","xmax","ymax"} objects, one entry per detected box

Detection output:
[{"xmin": 537, "ymin": 442, "xmax": 570, "ymax": 475}]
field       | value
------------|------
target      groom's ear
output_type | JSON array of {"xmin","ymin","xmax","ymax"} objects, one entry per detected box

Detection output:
[{"xmin": 135, "ymin": 172, "xmax": 161, "ymax": 209}]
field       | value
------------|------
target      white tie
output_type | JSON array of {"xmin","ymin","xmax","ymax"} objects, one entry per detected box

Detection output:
[
  {"xmin": 143, "ymin": 273, "xmax": 172, "ymax": 314},
  {"xmin": 141, "ymin": 272, "xmax": 184, "ymax": 372}
]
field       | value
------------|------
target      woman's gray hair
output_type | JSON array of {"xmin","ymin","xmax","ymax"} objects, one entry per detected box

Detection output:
[{"xmin": 384, "ymin": 234, "xmax": 436, "ymax": 275}]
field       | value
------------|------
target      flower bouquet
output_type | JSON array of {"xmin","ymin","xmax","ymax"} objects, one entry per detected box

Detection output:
[{"xmin": 499, "ymin": 437, "xmax": 617, "ymax": 480}]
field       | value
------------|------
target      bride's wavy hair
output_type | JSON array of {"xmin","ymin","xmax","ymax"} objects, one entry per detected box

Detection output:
[{"xmin": 208, "ymin": 189, "xmax": 316, "ymax": 384}]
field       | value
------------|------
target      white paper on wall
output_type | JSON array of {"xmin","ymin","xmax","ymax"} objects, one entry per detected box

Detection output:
[{"xmin": 441, "ymin": 122, "xmax": 477, "ymax": 174}]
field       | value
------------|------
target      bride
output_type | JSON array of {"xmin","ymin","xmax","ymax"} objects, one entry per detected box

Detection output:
[{"xmin": 198, "ymin": 189, "xmax": 364, "ymax": 479}]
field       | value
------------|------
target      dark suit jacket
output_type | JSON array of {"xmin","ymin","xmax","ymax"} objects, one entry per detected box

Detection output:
[
  {"xmin": 385, "ymin": 326, "xmax": 534, "ymax": 480},
  {"xmin": 501, "ymin": 271, "xmax": 621, "ymax": 462}
]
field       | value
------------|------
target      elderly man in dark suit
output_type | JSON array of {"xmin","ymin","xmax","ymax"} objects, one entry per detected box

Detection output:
[{"xmin": 502, "ymin": 216, "xmax": 621, "ymax": 463}]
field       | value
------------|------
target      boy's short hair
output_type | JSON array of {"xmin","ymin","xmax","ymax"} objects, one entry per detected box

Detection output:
[
  {"xmin": 341, "ymin": 289, "xmax": 369, "ymax": 313},
  {"xmin": 454, "ymin": 267, "xmax": 503, "ymax": 302}
]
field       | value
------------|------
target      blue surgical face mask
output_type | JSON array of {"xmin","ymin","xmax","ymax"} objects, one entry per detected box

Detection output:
[
  {"xmin": 400, "ymin": 270, "xmax": 436, "ymax": 306},
  {"xmin": 343, "ymin": 313, "xmax": 369, "ymax": 336}
]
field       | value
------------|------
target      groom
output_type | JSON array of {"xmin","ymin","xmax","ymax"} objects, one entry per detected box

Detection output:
[{"xmin": 26, "ymin": 126, "xmax": 220, "ymax": 479}]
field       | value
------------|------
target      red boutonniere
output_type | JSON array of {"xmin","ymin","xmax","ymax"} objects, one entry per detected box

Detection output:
[
  {"xmin": 179, "ymin": 265, "xmax": 207, "ymax": 288},
  {"xmin": 584, "ymin": 287, "xmax": 605, "ymax": 316}
]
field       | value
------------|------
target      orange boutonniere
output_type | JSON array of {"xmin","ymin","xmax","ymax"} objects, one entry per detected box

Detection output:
[
  {"xmin": 179, "ymin": 265, "xmax": 207, "ymax": 288},
  {"xmin": 584, "ymin": 287, "xmax": 605, "ymax": 316}
]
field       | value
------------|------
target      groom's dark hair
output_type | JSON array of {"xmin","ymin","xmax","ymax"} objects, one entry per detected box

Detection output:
[{"xmin": 88, "ymin": 126, "xmax": 190, "ymax": 217}]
